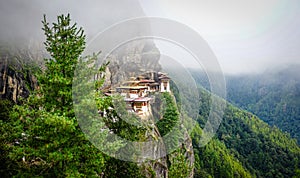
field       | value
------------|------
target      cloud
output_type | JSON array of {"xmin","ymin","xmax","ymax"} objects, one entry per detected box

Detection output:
[
  {"xmin": 1, "ymin": 0, "xmax": 299, "ymax": 74},
  {"xmin": 0, "ymin": 0, "xmax": 146, "ymax": 45},
  {"xmin": 140, "ymin": 0, "xmax": 300, "ymax": 74}
]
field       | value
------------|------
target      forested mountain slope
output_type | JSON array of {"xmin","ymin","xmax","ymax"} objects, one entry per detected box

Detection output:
[
  {"xmin": 225, "ymin": 65, "xmax": 300, "ymax": 143},
  {"xmin": 192, "ymin": 88, "xmax": 300, "ymax": 178},
  {"xmin": 189, "ymin": 66, "xmax": 300, "ymax": 143}
]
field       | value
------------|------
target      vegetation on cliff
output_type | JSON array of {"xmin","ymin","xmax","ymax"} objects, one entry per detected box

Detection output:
[{"xmin": 0, "ymin": 14, "xmax": 193, "ymax": 177}]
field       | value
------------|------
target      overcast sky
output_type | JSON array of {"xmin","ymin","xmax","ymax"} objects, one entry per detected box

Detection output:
[
  {"xmin": 0, "ymin": 0, "xmax": 146, "ymax": 43},
  {"xmin": 139, "ymin": 0, "xmax": 300, "ymax": 74},
  {"xmin": 0, "ymin": 0, "xmax": 299, "ymax": 74}
]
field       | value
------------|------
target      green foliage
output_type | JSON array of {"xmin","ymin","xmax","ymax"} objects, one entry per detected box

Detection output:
[
  {"xmin": 0, "ymin": 14, "xmax": 113, "ymax": 177},
  {"xmin": 72, "ymin": 50, "xmax": 145, "ymax": 176},
  {"xmin": 190, "ymin": 66, "xmax": 300, "ymax": 143},
  {"xmin": 156, "ymin": 92, "xmax": 180, "ymax": 136},
  {"xmin": 40, "ymin": 14, "xmax": 85, "ymax": 117},
  {"xmin": 6, "ymin": 11, "xmax": 300, "ymax": 178},
  {"xmin": 191, "ymin": 122, "xmax": 251, "ymax": 178},
  {"xmin": 0, "ymin": 99, "xmax": 13, "ymax": 120},
  {"xmin": 97, "ymin": 94, "xmax": 147, "ymax": 142},
  {"xmin": 0, "ymin": 99, "xmax": 18, "ymax": 177},
  {"xmin": 6, "ymin": 103, "xmax": 106, "ymax": 177},
  {"xmin": 152, "ymin": 92, "xmax": 193, "ymax": 177},
  {"xmin": 193, "ymin": 138, "xmax": 252, "ymax": 178},
  {"xmin": 196, "ymin": 88, "xmax": 300, "ymax": 178},
  {"xmin": 154, "ymin": 92, "xmax": 185, "ymax": 153},
  {"xmin": 102, "ymin": 157, "xmax": 145, "ymax": 178},
  {"xmin": 0, "ymin": 13, "xmax": 163, "ymax": 177},
  {"xmin": 168, "ymin": 149, "xmax": 193, "ymax": 178},
  {"xmin": 224, "ymin": 67, "xmax": 300, "ymax": 143},
  {"xmin": 294, "ymin": 169, "xmax": 300, "ymax": 178}
]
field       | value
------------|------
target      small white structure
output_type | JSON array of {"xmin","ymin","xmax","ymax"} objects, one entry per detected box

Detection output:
[
  {"xmin": 124, "ymin": 97, "xmax": 152, "ymax": 116},
  {"xmin": 159, "ymin": 75, "xmax": 170, "ymax": 92},
  {"xmin": 133, "ymin": 97, "xmax": 152, "ymax": 115}
]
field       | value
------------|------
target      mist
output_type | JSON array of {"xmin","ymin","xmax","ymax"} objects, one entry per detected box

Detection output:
[
  {"xmin": 140, "ymin": 0, "xmax": 300, "ymax": 74},
  {"xmin": 0, "ymin": 0, "xmax": 146, "ymax": 47},
  {"xmin": 1, "ymin": 0, "xmax": 300, "ymax": 75}
]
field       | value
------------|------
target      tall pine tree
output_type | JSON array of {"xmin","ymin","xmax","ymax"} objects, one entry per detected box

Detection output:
[
  {"xmin": 1, "ymin": 14, "xmax": 111, "ymax": 177},
  {"xmin": 41, "ymin": 14, "xmax": 85, "ymax": 116}
]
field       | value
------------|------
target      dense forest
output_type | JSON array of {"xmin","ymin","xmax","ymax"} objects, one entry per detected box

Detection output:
[
  {"xmin": 1, "ymin": 14, "xmax": 300, "ymax": 177},
  {"xmin": 190, "ymin": 67, "xmax": 300, "ymax": 143},
  {"xmin": 168, "ymin": 74, "xmax": 300, "ymax": 177},
  {"xmin": 225, "ymin": 67, "xmax": 300, "ymax": 143},
  {"xmin": 192, "ymin": 88, "xmax": 300, "ymax": 178}
]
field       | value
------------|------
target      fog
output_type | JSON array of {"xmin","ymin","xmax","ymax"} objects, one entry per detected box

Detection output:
[
  {"xmin": 1, "ymin": 0, "xmax": 300, "ymax": 75},
  {"xmin": 140, "ymin": 0, "xmax": 300, "ymax": 74},
  {"xmin": 0, "ymin": 0, "xmax": 145, "ymax": 46}
]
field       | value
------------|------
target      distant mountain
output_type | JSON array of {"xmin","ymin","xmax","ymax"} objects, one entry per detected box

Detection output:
[
  {"xmin": 191, "ymin": 87, "xmax": 300, "ymax": 178},
  {"xmin": 189, "ymin": 65, "xmax": 300, "ymax": 143},
  {"xmin": 225, "ymin": 65, "xmax": 300, "ymax": 143},
  {"xmin": 185, "ymin": 68, "xmax": 300, "ymax": 177}
]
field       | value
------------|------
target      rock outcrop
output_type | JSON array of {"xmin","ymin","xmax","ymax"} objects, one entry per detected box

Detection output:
[
  {"xmin": 103, "ymin": 40, "xmax": 194, "ymax": 177},
  {"xmin": 0, "ymin": 39, "xmax": 195, "ymax": 177},
  {"xmin": 103, "ymin": 40, "xmax": 161, "ymax": 89},
  {"xmin": 0, "ymin": 53, "xmax": 38, "ymax": 103}
]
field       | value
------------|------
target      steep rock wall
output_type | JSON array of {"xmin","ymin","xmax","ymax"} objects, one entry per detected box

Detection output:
[
  {"xmin": 103, "ymin": 40, "xmax": 194, "ymax": 177},
  {"xmin": 0, "ymin": 55, "xmax": 37, "ymax": 103}
]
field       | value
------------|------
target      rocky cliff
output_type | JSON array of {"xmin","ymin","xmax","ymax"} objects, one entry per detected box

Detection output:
[
  {"xmin": 102, "ymin": 40, "xmax": 195, "ymax": 177},
  {"xmin": 0, "ymin": 50, "xmax": 38, "ymax": 103},
  {"xmin": 102, "ymin": 40, "xmax": 161, "ymax": 89},
  {"xmin": 0, "ymin": 40, "xmax": 194, "ymax": 177}
]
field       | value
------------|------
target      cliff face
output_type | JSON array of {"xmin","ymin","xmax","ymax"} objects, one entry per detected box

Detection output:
[
  {"xmin": 0, "ymin": 54, "xmax": 38, "ymax": 103},
  {"xmin": 150, "ymin": 93, "xmax": 195, "ymax": 178},
  {"xmin": 0, "ymin": 40, "xmax": 194, "ymax": 177},
  {"xmin": 103, "ymin": 40, "xmax": 194, "ymax": 177},
  {"xmin": 103, "ymin": 40, "xmax": 161, "ymax": 89}
]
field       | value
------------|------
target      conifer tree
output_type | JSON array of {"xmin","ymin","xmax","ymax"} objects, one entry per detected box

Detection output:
[
  {"xmin": 41, "ymin": 14, "xmax": 85, "ymax": 116},
  {"xmin": 2, "ymin": 14, "xmax": 110, "ymax": 177}
]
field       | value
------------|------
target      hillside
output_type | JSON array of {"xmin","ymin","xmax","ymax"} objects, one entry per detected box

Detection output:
[
  {"xmin": 167, "ymin": 68, "xmax": 300, "ymax": 177},
  {"xmin": 225, "ymin": 65, "xmax": 300, "ymax": 143},
  {"xmin": 192, "ymin": 88, "xmax": 300, "ymax": 178},
  {"xmin": 189, "ymin": 66, "xmax": 300, "ymax": 144}
]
